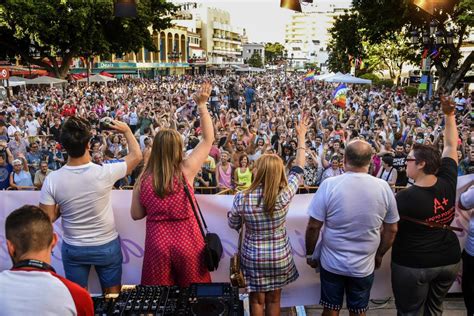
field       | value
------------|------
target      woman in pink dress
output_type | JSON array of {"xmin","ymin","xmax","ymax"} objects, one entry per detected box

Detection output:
[{"xmin": 130, "ymin": 82, "xmax": 214, "ymax": 287}]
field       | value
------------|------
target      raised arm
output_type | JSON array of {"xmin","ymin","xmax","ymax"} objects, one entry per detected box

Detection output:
[
  {"xmin": 440, "ymin": 96, "xmax": 458, "ymax": 163},
  {"xmin": 182, "ymin": 82, "xmax": 215, "ymax": 183},
  {"xmin": 294, "ymin": 114, "xmax": 309, "ymax": 168},
  {"xmin": 109, "ymin": 121, "xmax": 143, "ymax": 174}
]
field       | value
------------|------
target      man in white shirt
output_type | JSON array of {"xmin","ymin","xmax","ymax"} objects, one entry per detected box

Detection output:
[
  {"xmin": 0, "ymin": 205, "xmax": 93, "ymax": 316},
  {"xmin": 40, "ymin": 116, "xmax": 142, "ymax": 294},
  {"xmin": 305, "ymin": 140, "xmax": 399, "ymax": 315},
  {"xmin": 7, "ymin": 118, "xmax": 22, "ymax": 138},
  {"xmin": 128, "ymin": 105, "xmax": 139, "ymax": 133},
  {"xmin": 25, "ymin": 113, "xmax": 40, "ymax": 137}
]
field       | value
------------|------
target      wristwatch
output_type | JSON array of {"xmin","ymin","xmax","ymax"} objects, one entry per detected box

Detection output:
[{"xmin": 306, "ymin": 254, "xmax": 313, "ymax": 259}]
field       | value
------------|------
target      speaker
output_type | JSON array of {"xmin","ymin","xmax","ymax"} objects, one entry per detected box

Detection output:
[
  {"xmin": 280, "ymin": 0, "xmax": 302, "ymax": 12},
  {"xmin": 114, "ymin": 0, "xmax": 137, "ymax": 17}
]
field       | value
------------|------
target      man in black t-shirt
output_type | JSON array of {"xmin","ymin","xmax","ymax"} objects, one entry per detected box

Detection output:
[
  {"xmin": 392, "ymin": 142, "xmax": 408, "ymax": 187},
  {"xmin": 391, "ymin": 96, "xmax": 461, "ymax": 316},
  {"xmin": 49, "ymin": 118, "xmax": 62, "ymax": 143}
]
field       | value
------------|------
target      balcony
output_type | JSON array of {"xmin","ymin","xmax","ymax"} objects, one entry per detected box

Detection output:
[{"xmin": 212, "ymin": 35, "xmax": 241, "ymax": 45}]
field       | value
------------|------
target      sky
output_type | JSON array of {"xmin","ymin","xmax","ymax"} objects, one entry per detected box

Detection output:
[{"xmin": 173, "ymin": 0, "xmax": 352, "ymax": 43}]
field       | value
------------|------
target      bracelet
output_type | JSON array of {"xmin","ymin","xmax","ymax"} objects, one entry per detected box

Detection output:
[{"xmin": 296, "ymin": 146, "xmax": 306, "ymax": 150}]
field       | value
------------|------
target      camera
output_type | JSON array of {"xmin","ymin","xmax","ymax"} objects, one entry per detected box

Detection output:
[{"xmin": 99, "ymin": 117, "xmax": 114, "ymax": 130}]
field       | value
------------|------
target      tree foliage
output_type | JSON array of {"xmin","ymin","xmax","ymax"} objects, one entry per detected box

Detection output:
[
  {"xmin": 264, "ymin": 42, "xmax": 285, "ymax": 65},
  {"xmin": 326, "ymin": 13, "xmax": 364, "ymax": 74},
  {"xmin": 247, "ymin": 51, "xmax": 264, "ymax": 68},
  {"xmin": 364, "ymin": 33, "xmax": 416, "ymax": 84},
  {"xmin": 0, "ymin": 0, "xmax": 175, "ymax": 78},
  {"xmin": 352, "ymin": 0, "xmax": 474, "ymax": 92}
]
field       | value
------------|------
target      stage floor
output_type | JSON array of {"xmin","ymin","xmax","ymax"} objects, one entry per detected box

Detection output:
[{"xmin": 281, "ymin": 297, "xmax": 467, "ymax": 315}]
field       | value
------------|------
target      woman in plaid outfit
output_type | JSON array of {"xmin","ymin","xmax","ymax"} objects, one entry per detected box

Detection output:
[{"xmin": 228, "ymin": 115, "xmax": 309, "ymax": 316}]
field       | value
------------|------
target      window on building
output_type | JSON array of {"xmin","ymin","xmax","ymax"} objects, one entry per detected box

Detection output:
[{"xmin": 144, "ymin": 48, "xmax": 151, "ymax": 62}]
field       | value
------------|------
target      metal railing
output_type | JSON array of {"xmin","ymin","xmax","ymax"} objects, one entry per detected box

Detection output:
[{"xmin": 5, "ymin": 185, "xmax": 409, "ymax": 194}]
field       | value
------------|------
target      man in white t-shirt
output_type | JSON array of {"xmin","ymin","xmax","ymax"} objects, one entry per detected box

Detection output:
[
  {"xmin": 7, "ymin": 118, "xmax": 22, "ymax": 137},
  {"xmin": 25, "ymin": 113, "xmax": 40, "ymax": 137},
  {"xmin": 39, "ymin": 116, "xmax": 142, "ymax": 294},
  {"xmin": 305, "ymin": 140, "xmax": 399, "ymax": 315},
  {"xmin": 0, "ymin": 205, "xmax": 93, "ymax": 316}
]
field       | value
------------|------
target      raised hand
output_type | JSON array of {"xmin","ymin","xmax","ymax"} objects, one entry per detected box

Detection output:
[
  {"xmin": 109, "ymin": 120, "xmax": 132, "ymax": 134},
  {"xmin": 295, "ymin": 113, "xmax": 310, "ymax": 139},
  {"xmin": 193, "ymin": 82, "xmax": 212, "ymax": 107},
  {"xmin": 440, "ymin": 95, "xmax": 455, "ymax": 116}
]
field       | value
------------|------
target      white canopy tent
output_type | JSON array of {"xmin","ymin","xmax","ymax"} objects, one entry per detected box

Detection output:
[
  {"xmin": 235, "ymin": 66, "xmax": 266, "ymax": 73},
  {"xmin": 8, "ymin": 80, "xmax": 27, "ymax": 87},
  {"xmin": 314, "ymin": 72, "xmax": 337, "ymax": 81},
  {"xmin": 26, "ymin": 76, "xmax": 67, "ymax": 87},
  {"xmin": 324, "ymin": 73, "xmax": 372, "ymax": 85},
  {"xmin": 78, "ymin": 74, "xmax": 117, "ymax": 83},
  {"xmin": 7, "ymin": 76, "xmax": 28, "ymax": 87},
  {"xmin": 8, "ymin": 76, "xmax": 29, "ymax": 82}
]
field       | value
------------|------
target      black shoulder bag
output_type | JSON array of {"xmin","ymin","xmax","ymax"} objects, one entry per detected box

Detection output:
[{"xmin": 183, "ymin": 182, "xmax": 223, "ymax": 271}]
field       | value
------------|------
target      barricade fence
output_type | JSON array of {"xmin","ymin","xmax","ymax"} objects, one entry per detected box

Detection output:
[{"xmin": 5, "ymin": 185, "xmax": 409, "ymax": 193}]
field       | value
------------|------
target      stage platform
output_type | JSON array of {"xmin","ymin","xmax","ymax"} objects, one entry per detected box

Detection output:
[{"xmin": 281, "ymin": 297, "xmax": 467, "ymax": 315}]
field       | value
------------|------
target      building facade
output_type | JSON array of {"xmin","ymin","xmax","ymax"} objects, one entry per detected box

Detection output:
[
  {"xmin": 284, "ymin": 2, "xmax": 350, "ymax": 70},
  {"xmin": 242, "ymin": 43, "xmax": 265, "ymax": 66},
  {"xmin": 71, "ymin": 25, "xmax": 190, "ymax": 77}
]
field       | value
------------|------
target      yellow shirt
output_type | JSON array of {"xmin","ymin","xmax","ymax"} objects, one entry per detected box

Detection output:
[{"xmin": 236, "ymin": 167, "xmax": 252, "ymax": 191}]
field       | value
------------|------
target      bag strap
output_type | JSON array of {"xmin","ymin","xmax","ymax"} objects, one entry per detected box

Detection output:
[
  {"xmin": 238, "ymin": 216, "xmax": 244, "ymax": 256},
  {"xmin": 400, "ymin": 215, "xmax": 463, "ymax": 232},
  {"xmin": 183, "ymin": 178, "xmax": 209, "ymax": 237}
]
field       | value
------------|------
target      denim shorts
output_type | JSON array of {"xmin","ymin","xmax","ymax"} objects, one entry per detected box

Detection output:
[
  {"xmin": 320, "ymin": 266, "xmax": 374, "ymax": 314},
  {"xmin": 61, "ymin": 237, "xmax": 123, "ymax": 289}
]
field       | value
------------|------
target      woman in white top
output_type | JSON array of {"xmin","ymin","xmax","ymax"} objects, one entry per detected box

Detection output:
[{"xmin": 376, "ymin": 154, "xmax": 398, "ymax": 191}]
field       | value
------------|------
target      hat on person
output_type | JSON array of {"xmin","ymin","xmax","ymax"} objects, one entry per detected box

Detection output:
[{"xmin": 12, "ymin": 159, "xmax": 22, "ymax": 166}]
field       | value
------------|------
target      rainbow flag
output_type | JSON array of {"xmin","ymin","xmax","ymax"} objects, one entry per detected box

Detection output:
[
  {"xmin": 303, "ymin": 70, "xmax": 315, "ymax": 81},
  {"xmin": 332, "ymin": 84, "xmax": 347, "ymax": 108}
]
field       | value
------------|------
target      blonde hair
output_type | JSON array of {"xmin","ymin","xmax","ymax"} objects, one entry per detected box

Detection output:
[
  {"xmin": 139, "ymin": 129, "xmax": 184, "ymax": 198},
  {"xmin": 245, "ymin": 154, "xmax": 288, "ymax": 214}
]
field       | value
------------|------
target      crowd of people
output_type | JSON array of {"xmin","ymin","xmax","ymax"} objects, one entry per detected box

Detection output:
[
  {"xmin": 0, "ymin": 74, "xmax": 473, "ymax": 316},
  {"xmin": 0, "ymin": 74, "xmax": 472, "ymax": 193}
]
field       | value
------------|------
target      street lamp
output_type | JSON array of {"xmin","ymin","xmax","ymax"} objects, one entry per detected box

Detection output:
[
  {"xmin": 167, "ymin": 49, "xmax": 180, "ymax": 75},
  {"xmin": 409, "ymin": 20, "xmax": 454, "ymax": 98}
]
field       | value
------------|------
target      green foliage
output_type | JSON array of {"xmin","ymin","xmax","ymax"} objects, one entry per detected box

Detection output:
[
  {"xmin": 404, "ymin": 86, "xmax": 418, "ymax": 97},
  {"xmin": 364, "ymin": 32, "xmax": 416, "ymax": 84},
  {"xmin": 327, "ymin": 12, "xmax": 364, "ymax": 74},
  {"xmin": 247, "ymin": 51, "xmax": 263, "ymax": 68},
  {"xmin": 303, "ymin": 62, "xmax": 319, "ymax": 70},
  {"xmin": 0, "ymin": 0, "xmax": 175, "ymax": 77},
  {"xmin": 351, "ymin": 0, "xmax": 474, "ymax": 92},
  {"xmin": 264, "ymin": 42, "xmax": 285, "ymax": 65},
  {"xmin": 359, "ymin": 73, "xmax": 380, "ymax": 83},
  {"xmin": 374, "ymin": 79, "xmax": 395, "ymax": 88}
]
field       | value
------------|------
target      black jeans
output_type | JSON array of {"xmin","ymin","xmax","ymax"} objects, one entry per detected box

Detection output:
[
  {"xmin": 391, "ymin": 261, "xmax": 460, "ymax": 316},
  {"xmin": 463, "ymin": 251, "xmax": 474, "ymax": 316}
]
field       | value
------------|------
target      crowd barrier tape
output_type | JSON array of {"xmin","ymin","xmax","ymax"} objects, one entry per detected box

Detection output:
[{"xmin": 0, "ymin": 175, "xmax": 472, "ymax": 307}]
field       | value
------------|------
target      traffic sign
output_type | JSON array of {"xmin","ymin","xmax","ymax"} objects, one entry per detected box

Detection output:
[{"xmin": 0, "ymin": 68, "xmax": 9, "ymax": 79}]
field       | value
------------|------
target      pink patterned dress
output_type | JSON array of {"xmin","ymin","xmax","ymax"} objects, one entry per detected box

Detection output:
[{"xmin": 139, "ymin": 173, "xmax": 211, "ymax": 286}]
